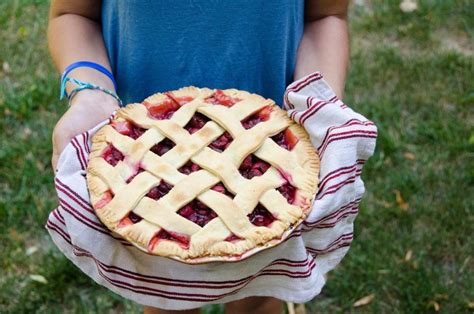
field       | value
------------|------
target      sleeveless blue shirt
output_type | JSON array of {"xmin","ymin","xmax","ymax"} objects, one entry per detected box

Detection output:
[{"xmin": 102, "ymin": 1, "xmax": 304, "ymax": 106}]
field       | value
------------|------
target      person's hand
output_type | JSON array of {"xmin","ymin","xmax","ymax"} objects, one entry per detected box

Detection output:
[{"xmin": 51, "ymin": 90, "xmax": 120, "ymax": 171}]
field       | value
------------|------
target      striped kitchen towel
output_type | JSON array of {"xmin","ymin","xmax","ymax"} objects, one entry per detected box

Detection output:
[{"xmin": 45, "ymin": 72, "xmax": 377, "ymax": 310}]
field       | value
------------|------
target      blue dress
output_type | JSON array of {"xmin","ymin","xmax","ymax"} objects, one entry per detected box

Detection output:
[{"xmin": 102, "ymin": 0, "xmax": 304, "ymax": 106}]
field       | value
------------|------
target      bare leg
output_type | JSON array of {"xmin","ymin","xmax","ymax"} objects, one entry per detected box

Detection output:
[
  {"xmin": 225, "ymin": 296, "xmax": 284, "ymax": 314},
  {"xmin": 143, "ymin": 305, "xmax": 201, "ymax": 314}
]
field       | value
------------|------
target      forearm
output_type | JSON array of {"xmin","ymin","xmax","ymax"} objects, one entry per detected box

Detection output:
[
  {"xmin": 48, "ymin": 7, "xmax": 115, "ymax": 96},
  {"xmin": 294, "ymin": 15, "xmax": 349, "ymax": 98}
]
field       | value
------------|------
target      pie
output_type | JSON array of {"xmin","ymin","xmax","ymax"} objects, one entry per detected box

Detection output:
[{"xmin": 86, "ymin": 87, "xmax": 319, "ymax": 263}]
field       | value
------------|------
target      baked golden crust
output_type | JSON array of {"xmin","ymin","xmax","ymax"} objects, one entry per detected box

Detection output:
[{"xmin": 86, "ymin": 86, "xmax": 319, "ymax": 264}]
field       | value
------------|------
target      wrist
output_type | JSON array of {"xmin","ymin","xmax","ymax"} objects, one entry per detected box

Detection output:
[{"xmin": 69, "ymin": 89, "xmax": 120, "ymax": 110}]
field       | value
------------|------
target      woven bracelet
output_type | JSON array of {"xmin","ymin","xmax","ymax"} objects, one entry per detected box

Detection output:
[{"xmin": 60, "ymin": 77, "xmax": 123, "ymax": 107}]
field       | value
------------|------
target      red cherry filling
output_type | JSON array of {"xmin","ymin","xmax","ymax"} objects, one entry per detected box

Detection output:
[
  {"xmin": 239, "ymin": 155, "xmax": 271, "ymax": 179},
  {"xmin": 184, "ymin": 112, "xmax": 210, "ymax": 134},
  {"xmin": 205, "ymin": 89, "xmax": 241, "ymax": 107},
  {"xmin": 209, "ymin": 131, "xmax": 233, "ymax": 152},
  {"xmin": 211, "ymin": 182, "xmax": 234, "ymax": 197},
  {"xmin": 248, "ymin": 204, "xmax": 276, "ymax": 227},
  {"xmin": 94, "ymin": 190, "xmax": 113, "ymax": 209},
  {"xmin": 128, "ymin": 211, "xmax": 143, "ymax": 223},
  {"xmin": 277, "ymin": 183, "xmax": 297, "ymax": 204},
  {"xmin": 118, "ymin": 211, "xmax": 143, "ymax": 228},
  {"xmin": 178, "ymin": 161, "xmax": 201, "ymax": 174},
  {"xmin": 241, "ymin": 106, "xmax": 273, "ymax": 129},
  {"xmin": 146, "ymin": 180, "xmax": 173, "ymax": 200},
  {"xmin": 129, "ymin": 125, "xmax": 146, "ymax": 139},
  {"xmin": 144, "ymin": 92, "xmax": 193, "ymax": 120},
  {"xmin": 224, "ymin": 234, "xmax": 242, "ymax": 242},
  {"xmin": 271, "ymin": 128, "xmax": 299, "ymax": 151},
  {"xmin": 111, "ymin": 120, "xmax": 146, "ymax": 139},
  {"xmin": 148, "ymin": 229, "xmax": 190, "ymax": 251},
  {"xmin": 111, "ymin": 120, "xmax": 131, "ymax": 135},
  {"xmin": 178, "ymin": 200, "xmax": 218, "ymax": 227},
  {"xmin": 165, "ymin": 92, "xmax": 194, "ymax": 106},
  {"xmin": 102, "ymin": 145, "xmax": 124, "ymax": 166},
  {"xmin": 144, "ymin": 98, "xmax": 179, "ymax": 120},
  {"xmin": 150, "ymin": 138, "xmax": 175, "ymax": 156}
]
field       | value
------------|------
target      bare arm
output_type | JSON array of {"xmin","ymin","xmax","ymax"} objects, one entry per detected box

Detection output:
[
  {"xmin": 48, "ymin": 0, "xmax": 115, "ymax": 92},
  {"xmin": 48, "ymin": 0, "xmax": 119, "ymax": 169},
  {"xmin": 294, "ymin": 0, "xmax": 349, "ymax": 98}
]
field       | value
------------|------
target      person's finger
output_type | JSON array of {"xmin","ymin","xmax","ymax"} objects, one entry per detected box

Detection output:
[
  {"xmin": 51, "ymin": 120, "xmax": 71, "ymax": 172},
  {"xmin": 56, "ymin": 136, "xmax": 71, "ymax": 158},
  {"xmin": 51, "ymin": 151, "xmax": 58, "ymax": 172},
  {"xmin": 52, "ymin": 133, "xmax": 74, "ymax": 170},
  {"xmin": 51, "ymin": 125, "xmax": 59, "ymax": 171}
]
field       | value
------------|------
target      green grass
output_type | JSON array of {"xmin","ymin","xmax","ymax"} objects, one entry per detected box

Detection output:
[{"xmin": 1, "ymin": 0, "xmax": 473, "ymax": 313}]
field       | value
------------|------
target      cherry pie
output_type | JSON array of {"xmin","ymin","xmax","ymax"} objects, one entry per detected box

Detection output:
[{"xmin": 87, "ymin": 87, "xmax": 319, "ymax": 263}]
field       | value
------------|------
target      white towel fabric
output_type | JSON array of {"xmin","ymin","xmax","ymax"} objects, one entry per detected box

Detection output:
[{"xmin": 45, "ymin": 72, "xmax": 377, "ymax": 310}]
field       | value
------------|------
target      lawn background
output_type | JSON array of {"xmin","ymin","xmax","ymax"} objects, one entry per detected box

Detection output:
[{"xmin": 0, "ymin": 0, "xmax": 472, "ymax": 313}]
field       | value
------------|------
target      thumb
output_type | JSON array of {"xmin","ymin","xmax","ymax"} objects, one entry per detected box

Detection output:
[
  {"xmin": 51, "ymin": 149, "xmax": 59, "ymax": 172},
  {"xmin": 51, "ymin": 129, "xmax": 73, "ymax": 173}
]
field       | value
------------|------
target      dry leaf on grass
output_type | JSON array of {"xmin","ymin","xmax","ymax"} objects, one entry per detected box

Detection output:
[
  {"xmin": 21, "ymin": 127, "xmax": 32, "ymax": 139},
  {"xmin": 353, "ymin": 294, "xmax": 375, "ymax": 307},
  {"xmin": 29, "ymin": 274, "xmax": 48, "ymax": 284},
  {"xmin": 404, "ymin": 249, "xmax": 413, "ymax": 262},
  {"xmin": 26, "ymin": 246, "xmax": 38, "ymax": 256},
  {"xmin": 428, "ymin": 300, "xmax": 440, "ymax": 311},
  {"xmin": 400, "ymin": 0, "xmax": 417, "ymax": 12},
  {"xmin": 2, "ymin": 61, "xmax": 10, "ymax": 73},
  {"xmin": 467, "ymin": 301, "xmax": 474, "ymax": 309},
  {"xmin": 36, "ymin": 160, "xmax": 45, "ymax": 171},
  {"xmin": 403, "ymin": 152, "xmax": 416, "ymax": 160},
  {"xmin": 394, "ymin": 190, "xmax": 409, "ymax": 210}
]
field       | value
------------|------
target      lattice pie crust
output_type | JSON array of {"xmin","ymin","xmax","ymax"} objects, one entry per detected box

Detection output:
[{"xmin": 86, "ymin": 87, "xmax": 319, "ymax": 263}]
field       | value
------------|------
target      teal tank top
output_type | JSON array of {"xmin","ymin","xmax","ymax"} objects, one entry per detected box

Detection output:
[{"xmin": 102, "ymin": 1, "xmax": 304, "ymax": 107}]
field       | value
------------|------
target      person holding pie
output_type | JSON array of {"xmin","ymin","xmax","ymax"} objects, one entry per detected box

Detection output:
[{"xmin": 48, "ymin": 1, "xmax": 351, "ymax": 313}]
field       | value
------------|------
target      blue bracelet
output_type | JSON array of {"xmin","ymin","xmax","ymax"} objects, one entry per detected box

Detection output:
[
  {"xmin": 61, "ymin": 77, "xmax": 123, "ymax": 107},
  {"xmin": 60, "ymin": 61, "xmax": 118, "ymax": 91}
]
